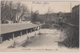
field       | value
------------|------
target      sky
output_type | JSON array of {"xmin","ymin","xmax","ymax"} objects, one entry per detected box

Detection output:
[
  {"xmin": 21, "ymin": 1, "xmax": 79, "ymax": 14},
  {"xmin": 3, "ymin": 0, "xmax": 80, "ymax": 14}
]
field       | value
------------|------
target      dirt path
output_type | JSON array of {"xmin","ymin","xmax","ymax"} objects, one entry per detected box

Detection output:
[{"xmin": 21, "ymin": 29, "xmax": 60, "ymax": 49}]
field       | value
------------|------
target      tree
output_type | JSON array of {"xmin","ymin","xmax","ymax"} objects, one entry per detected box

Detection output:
[
  {"xmin": 1, "ymin": 1, "xmax": 29, "ymax": 23},
  {"xmin": 31, "ymin": 10, "xmax": 39, "ymax": 23},
  {"xmin": 17, "ymin": 4, "xmax": 29, "ymax": 22}
]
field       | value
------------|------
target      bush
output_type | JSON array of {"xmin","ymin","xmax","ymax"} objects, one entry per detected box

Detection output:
[{"xmin": 58, "ymin": 25, "xmax": 79, "ymax": 48}]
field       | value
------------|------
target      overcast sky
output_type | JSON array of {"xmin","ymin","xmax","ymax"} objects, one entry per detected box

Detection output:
[
  {"xmin": 3, "ymin": 0, "xmax": 80, "ymax": 14},
  {"xmin": 21, "ymin": 1, "xmax": 79, "ymax": 14}
]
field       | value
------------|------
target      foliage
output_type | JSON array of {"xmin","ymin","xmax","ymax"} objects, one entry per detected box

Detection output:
[
  {"xmin": 1, "ymin": 1, "xmax": 29, "ymax": 23},
  {"xmin": 58, "ymin": 5, "xmax": 79, "ymax": 48}
]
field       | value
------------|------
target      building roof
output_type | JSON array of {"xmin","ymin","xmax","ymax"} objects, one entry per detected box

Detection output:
[{"xmin": 1, "ymin": 23, "xmax": 40, "ymax": 34}]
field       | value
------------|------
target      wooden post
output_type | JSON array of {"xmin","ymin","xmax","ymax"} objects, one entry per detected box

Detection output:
[
  {"xmin": 30, "ymin": 28, "xmax": 32, "ymax": 32},
  {"xmin": 20, "ymin": 31, "xmax": 22, "ymax": 37},
  {"xmin": 39, "ymin": 26, "xmax": 41, "ymax": 30},
  {"xmin": 12, "ymin": 33, "xmax": 14, "ymax": 40},
  {"xmin": 34, "ymin": 27, "xmax": 35, "ymax": 31},
  {"xmin": 12, "ymin": 33, "xmax": 16, "ymax": 48},
  {"xmin": 0, "ymin": 35, "xmax": 2, "ymax": 44},
  {"xmin": 38, "ymin": 26, "xmax": 39, "ymax": 30},
  {"xmin": 26, "ymin": 30, "xmax": 28, "ymax": 40},
  {"xmin": 35, "ymin": 27, "xmax": 37, "ymax": 31},
  {"xmin": 37, "ymin": 27, "xmax": 38, "ymax": 30},
  {"xmin": 34, "ymin": 28, "xmax": 35, "ymax": 31},
  {"xmin": 26, "ymin": 30, "xmax": 27, "ymax": 34}
]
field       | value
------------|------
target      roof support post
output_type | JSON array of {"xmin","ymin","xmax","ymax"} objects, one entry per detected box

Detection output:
[
  {"xmin": 0, "ymin": 35, "xmax": 3, "ymax": 44},
  {"xmin": 26, "ymin": 30, "xmax": 28, "ymax": 35},
  {"xmin": 12, "ymin": 33, "xmax": 14, "ymax": 40},
  {"xmin": 20, "ymin": 31, "xmax": 22, "ymax": 37},
  {"xmin": 30, "ymin": 28, "xmax": 32, "ymax": 32}
]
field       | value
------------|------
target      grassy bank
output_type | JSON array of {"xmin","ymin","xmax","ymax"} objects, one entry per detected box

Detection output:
[{"xmin": 58, "ymin": 24, "xmax": 79, "ymax": 48}]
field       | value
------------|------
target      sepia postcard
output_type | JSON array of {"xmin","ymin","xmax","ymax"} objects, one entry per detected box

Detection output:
[{"xmin": 0, "ymin": 0, "xmax": 79, "ymax": 53}]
